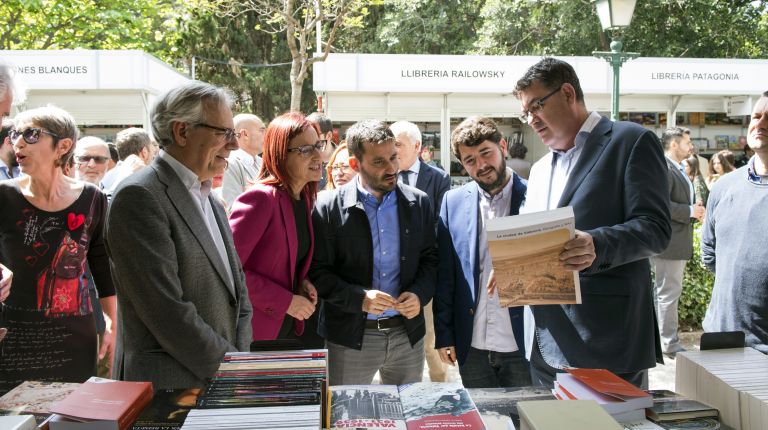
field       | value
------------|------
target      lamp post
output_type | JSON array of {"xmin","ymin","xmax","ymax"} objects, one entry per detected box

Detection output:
[{"xmin": 592, "ymin": 0, "xmax": 639, "ymax": 121}]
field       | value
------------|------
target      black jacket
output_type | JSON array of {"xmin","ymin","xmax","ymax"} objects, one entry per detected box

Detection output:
[{"xmin": 310, "ymin": 181, "xmax": 438, "ymax": 350}]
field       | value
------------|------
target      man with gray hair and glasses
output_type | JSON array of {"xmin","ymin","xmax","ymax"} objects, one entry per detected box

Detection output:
[{"xmin": 106, "ymin": 81, "xmax": 253, "ymax": 388}]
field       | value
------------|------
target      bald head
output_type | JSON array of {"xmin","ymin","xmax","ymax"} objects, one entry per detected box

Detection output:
[{"xmin": 233, "ymin": 113, "xmax": 266, "ymax": 156}]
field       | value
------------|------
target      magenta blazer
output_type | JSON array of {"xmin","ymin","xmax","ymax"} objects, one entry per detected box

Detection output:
[{"xmin": 229, "ymin": 183, "xmax": 314, "ymax": 340}]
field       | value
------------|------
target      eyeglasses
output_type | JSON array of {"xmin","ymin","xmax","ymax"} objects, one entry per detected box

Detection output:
[
  {"xmin": 331, "ymin": 163, "xmax": 351, "ymax": 174},
  {"xmin": 9, "ymin": 128, "xmax": 61, "ymax": 144},
  {"xmin": 519, "ymin": 86, "xmax": 562, "ymax": 122},
  {"xmin": 194, "ymin": 123, "xmax": 240, "ymax": 142},
  {"xmin": 75, "ymin": 155, "xmax": 110, "ymax": 165},
  {"xmin": 287, "ymin": 140, "xmax": 327, "ymax": 158}
]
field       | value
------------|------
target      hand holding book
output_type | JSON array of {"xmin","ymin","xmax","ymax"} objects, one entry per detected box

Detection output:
[{"xmin": 560, "ymin": 230, "xmax": 596, "ymax": 272}]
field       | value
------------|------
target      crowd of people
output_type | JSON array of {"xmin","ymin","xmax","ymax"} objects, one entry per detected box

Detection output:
[{"xmin": 0, "ymin": 57, "xmax": 766, "ymax": 397}]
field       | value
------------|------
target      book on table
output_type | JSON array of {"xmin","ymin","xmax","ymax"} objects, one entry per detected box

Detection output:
[
  {"xmin": 131, "ymin": 388, "xmax": 202, "ymax": 430},
  {"xmin": 48, "ymin": 377, "xmax": 153, "ymax": 430},
  {"xmin": 330, "ymin": 382, "xmax": 486, "ymax": 430},
  {"xmin": 0, "ymin": 380, "xmax": 81, "ymax": 426},
  {"xmin": 517, "ymin": 399, "xmax": 622, "ymax": 430},
  {"xmin": 0, "ymin": 415, "xmax": 36, "ymax": 430},
  {"xmin": 645, "ymin": 390, "xmax": 718, "ymax": 422},
  {"xmin": 485, "ymin": 206, "xmax": 580, "ymax": 307},
  {"xmin": 552, "ymin": 368, "xmax": 653, "ymax": 419},
  {"xmin": 467, "ymin": 387, "xmax": 554, "ymax": 430}
]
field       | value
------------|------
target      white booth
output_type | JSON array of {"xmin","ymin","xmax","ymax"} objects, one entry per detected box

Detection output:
[
  {"xmin": 313, "ymin": 53, "xmax": 766, "ymax": 171},
  {"xmin": 1, "ymin": 50, "xmax": 189, "ymax": 140}
]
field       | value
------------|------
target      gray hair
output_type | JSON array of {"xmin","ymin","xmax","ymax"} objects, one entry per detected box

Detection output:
[
  {"xmin": 115, "ymin": 127, "xmax": 151, "ymax": 159},
  {"xmin": 233, "ymin": 113, "xmax": 263, "ymax": 130},
  {"xmin": 0, "ymin": 61, "xmax": 28, "ymax": 105},
  {"xmin": 389, "ymin": 121, "xmax": 422, "ymax": 146},
  {"xmin": 345, "ymin": 120, "xmax": 395, "ymax": 160},
  {"xmin": 150, "ymin": 81, "xmax": 233, "ymax": 149},
  {"xmin": 76, "ymin": 136, "xmax": 109, "ymax": 153},
  {"xmin": 514, "ymin": 57, "xmax": 584, "ymax": 103},
  {"xmin": 14, "ymin": 105, "xmax": 79, "ymax": 167}
]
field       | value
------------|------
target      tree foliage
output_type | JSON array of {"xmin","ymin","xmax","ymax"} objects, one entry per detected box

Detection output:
[{"xmin": 0, "ymin": 0, "xmax": 183, "ymax": 62}]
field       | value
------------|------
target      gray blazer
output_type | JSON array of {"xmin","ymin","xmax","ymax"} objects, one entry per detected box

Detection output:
[
  {"xmin": 656, "ymin": 157, "xmax": 694, "ymax": 260},
  {"xmin": 106, "ymin": 157, "xmax": 253, "ymax": 389}
]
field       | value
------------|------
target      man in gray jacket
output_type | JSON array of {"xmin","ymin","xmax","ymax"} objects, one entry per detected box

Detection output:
[
  {"xmin": 652, "ymin": 127, "xmax": 705, "ymax": 358},
  {"xmin": 107, "ymin": 81, "xmax": 253, "ymax": 388}
]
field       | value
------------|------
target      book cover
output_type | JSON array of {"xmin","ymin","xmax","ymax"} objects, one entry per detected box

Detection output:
[
  {"xmin": 330, "ymin": 385, "xmax": 405, "ymax": 430},
  {"xmin": 566, "ymin": 368, "xmax": 652, "ymax": 404},
  {"xmin": 486, "ymin": 206, "xmax": 580, "ymax": 307},
  {"xmin": 131, "ymin": 388, "xmax": 201, "ymax": 430},
  {"xmin": 51, "ymin": 377, "xmax": 153, "ymax": 430},
  {"xmin": 654, "ymin": 417, "xmax": 734, "ymax": 429},
  {"xmin": 399, "ymin": 382, "xmax": 485, "ymax": 429},
  {"xmin": 468, "ymin": 387, "xmax": 554, "ymax": 430},
  {"xmin": 0, "ymin": 380, "xmax": 81, "ymax": 425},
  {"xmin": 646, "ymin": 390, "xmax": 718, "ymax": 422}
]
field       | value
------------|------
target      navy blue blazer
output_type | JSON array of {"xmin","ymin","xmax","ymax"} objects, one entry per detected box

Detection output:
[
  {"xmin": 414, "ymin": 160, "xmax": 451, "ymax": 222},
  {"xmin": 532, "ymin": 117, "xmax": 671, "ymax": 374},
  {"xmin": 433, "ymin": 173, "xmax": 527, "ymax": 366}
]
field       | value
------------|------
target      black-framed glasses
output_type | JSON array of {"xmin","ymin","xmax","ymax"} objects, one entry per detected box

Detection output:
[
  {"xmin": 287, "ymin": 140, "xmax": 327, "ymax": 158},
  {"xmin": 194, "ymin": 123, "xmax": 240, "ymax": 142},
  {"xmin": 519, "ymin": 86, "xmax": 562, "ymax": 122},
  {"xmin": 75, "ymin": 155, "xmax": 110, "ymax": 165},
  {"xmin": 9, "ymin": 127, "xmax": 61, "ymax": 144},
  {"xmin": 331, "ymin": 163, "xmax": 351, "ymax": 174}
]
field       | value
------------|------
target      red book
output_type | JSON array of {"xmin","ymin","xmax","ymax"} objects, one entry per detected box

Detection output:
[
  {"xmin": 565, "ymin": 368, "xmax": 651, "ymax": 402},
  {"xmin": 50, "ymin": 378, "xmax": 153, "ymax": 430}
]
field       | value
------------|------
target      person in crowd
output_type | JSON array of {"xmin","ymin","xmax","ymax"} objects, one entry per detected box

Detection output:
[
  {"xmin": 702, "ymin": 90, "xmax": 768, "ymax": 354},
  {"xmin": 229, "ymin": 112, "xmax": 322, "ymax": 347},
  {"xmin": 307, "ymin": 112, "xmax": 336, "ymax": 189},
  {"xmin": 106, "ymin": 81, "xmax": 253, "ymax": 389},
  {"xmin": 706, "ymin": 150, "xmax": 736, "ymax": 189},
  {"xmin": 107, "ymin": 142, "xmax": 119, "ymax": 171},
  {"xmin": 222, "ymin": 113, "xmax": 266, "ymax": 207},
  {"xmin": 74, "ymin": 137, "xmax": 111, "ymax": 186},
  {"xmin": 514, "ymin": 58, "xmax": 671, "ymax": 389},
  {"xmin": 101, "ymin": 127, "xmax": 153, "ymax": 193},
  {"xmin": 325, "ymin": 141, "xmax": 356, "ymax": 190},
  {"xmin": 683, "ymin": 155, "xmax": 709, "ymax": 207},
  {"xmin": 505, "ymin": 141, "xmax": 531, "ymax": 180},
  {"xmin": 652, "ymin": 127, "xmax": 705, "ymax": 359},
  {"xmin": 420, "ymin": 145, "xmax": 443, "ymax": 170},
  {"xmin": 434, "ymin": 116, "xmax": 530, "ymax": 388},
  {"xmin": 310, "ymin": 120, "xmax": 438, "ymax": 385},
  {"xmin": 73, "ymin": 136, "xmax": 112, "ymax": 376},
  {"xmin": 390, "ymin": 120, "xmax": 449, "ymax": 382},
  {"xmin": 0, "ymin": 61, "xmax": 25, "ymax": 309},
  {"xmin": 1, "ymin": 118, "xmax": 19, "ymax": 180},
  {"xmin": 0, "ymin": 106, "xmax": 117, "ymax": 394}
]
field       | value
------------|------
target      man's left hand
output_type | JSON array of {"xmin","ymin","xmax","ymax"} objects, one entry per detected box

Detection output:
[
  {"xmin": 395, "ymin": 292, "xmax": 421, "ymax": 319},
  {"xmin": 560, "ymin": 230, "xmax": 596, "ymax": 271},
  {"xmin": 300, "ymin": 279, "xmax": 318, "ymax": 305},
  {"xmin": 98, "ymin": 314, "xmax": 116, "ymax": 378}
]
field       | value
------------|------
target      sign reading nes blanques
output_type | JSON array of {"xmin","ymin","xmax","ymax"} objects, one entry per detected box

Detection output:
[
  {"xmin": 314, "ymin": 54, "xmax": 765, "ymax": 96},
  {"xmin": 3, "ymin": 51, "xmax": 97, "ymax": 89}
]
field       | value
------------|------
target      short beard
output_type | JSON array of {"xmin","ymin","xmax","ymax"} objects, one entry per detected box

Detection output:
[{"xmin": 475, "ymin": 164, "xmax": 508, "ymax": 194}]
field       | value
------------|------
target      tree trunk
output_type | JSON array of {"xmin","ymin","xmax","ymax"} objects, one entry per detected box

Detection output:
[{"xmin": 289, "ymin": 58, "xmax": 304, "ymax": 112}]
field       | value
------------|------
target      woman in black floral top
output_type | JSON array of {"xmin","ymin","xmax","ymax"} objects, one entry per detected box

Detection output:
[{"xmin": 0, "ymin": 106, "xmax": 115, "ymax": 395}]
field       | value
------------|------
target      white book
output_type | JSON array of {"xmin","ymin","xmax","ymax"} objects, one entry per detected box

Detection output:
[{"xmin": 486, "ymin": 207, "xmax": 580, "ymax": 307}]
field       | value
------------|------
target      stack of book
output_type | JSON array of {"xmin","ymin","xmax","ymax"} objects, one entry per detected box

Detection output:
[
  {"xmin": 180, "ymin": 349, "xmax": 327, "ymax": 430},
  {"xmin": 552, "ymin": 368, "xmax": 653, "ymax": 422},
  {"xmin": 467, "ymin": 387, "xmax": 554, "ymax": 430},
  {"xmin": 329, "ymin": 382, "xmax": 486, "ymax": 430},
  {"xmin": 676, "ymin": 347, "xmax": 768, "ymax": 430},
  {"xmin": 48, "ymin": 377, "xmax": 154, "ymax": 430}
]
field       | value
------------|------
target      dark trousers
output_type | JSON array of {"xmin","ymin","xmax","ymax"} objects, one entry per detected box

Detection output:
[
  {"xmin": 529, "ymin": 340, "xmax": 648, "ymax": 389},
  {"xmin": 458, "ymin": 347, "xmax": 532, "ymax": 388}
]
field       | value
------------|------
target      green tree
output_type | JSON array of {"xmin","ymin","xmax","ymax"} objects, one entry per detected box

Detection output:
[{"xmin": 0, "ymin": 0, "xmax": 184, "ymax": 62}]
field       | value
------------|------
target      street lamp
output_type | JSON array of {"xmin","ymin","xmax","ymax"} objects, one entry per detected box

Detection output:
[{"xmin": 592, "ymin": 0, "xmax": 639, "ymax": 121}]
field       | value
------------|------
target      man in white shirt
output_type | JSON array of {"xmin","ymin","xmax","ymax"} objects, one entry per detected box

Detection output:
[
  {"xmin": 433, "ymin": 116, "xmax": 530, "ymax": 388},
  {"xmin": 222, "ymin": 113, "xmax": 265, "ymax": 206}
]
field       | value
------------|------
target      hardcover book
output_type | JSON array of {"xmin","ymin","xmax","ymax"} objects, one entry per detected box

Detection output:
[
  {"xmin": 50, "ymin": 377, "xmax": 153, "ymax": 430},
  {"xmin": 486, "ymin": 206, "xmax": 580, "ymax": 307},
  {"xmin": 518, "ymin": 400, "xmax": 622, "ymax": 430},
  {"xmin": 0, "ymin": 380, "xmax": 81, "ymax": 425},
  {"xmin": 646, "ymin": 390, "xmax": 718, "ymax": 422},
  {"xmin": 131, "ymin": 388, "xmax": 201, "ymax": 430}
]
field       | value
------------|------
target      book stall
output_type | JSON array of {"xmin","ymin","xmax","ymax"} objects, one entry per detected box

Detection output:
[{"xmin": 1, "ymin": 347, "xmax": 766, "ymax": 430}]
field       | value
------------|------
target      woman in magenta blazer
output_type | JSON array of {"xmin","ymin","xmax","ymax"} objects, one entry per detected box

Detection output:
[{"xmin": 229, "ymin": 112, "xmax": 325, "ymax": 343}]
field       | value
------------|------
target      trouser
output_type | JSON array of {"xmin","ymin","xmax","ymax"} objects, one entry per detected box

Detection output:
[
  {"xmin": 459, "ymin": 347, "xmax": 531, "ymax": 388},
  {"xmin": 529, "ymin": 340, "xmax": 648, "ymax": 390},
  {"xmin": 651, "ymin": 257, "xmax": 687, "ymax": 353},
  {"xmin": 327, "ymin": 326, "xmax": 424, "ymax": 386},
  {"xmin": 423, "ymin": 301, "xmax": 447, "ymax": 381}
]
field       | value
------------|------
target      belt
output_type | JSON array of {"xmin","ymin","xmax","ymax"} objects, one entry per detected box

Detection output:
[{"xmin": 365, "ymin": 316, "xmax": 405, "ymax": 331}]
